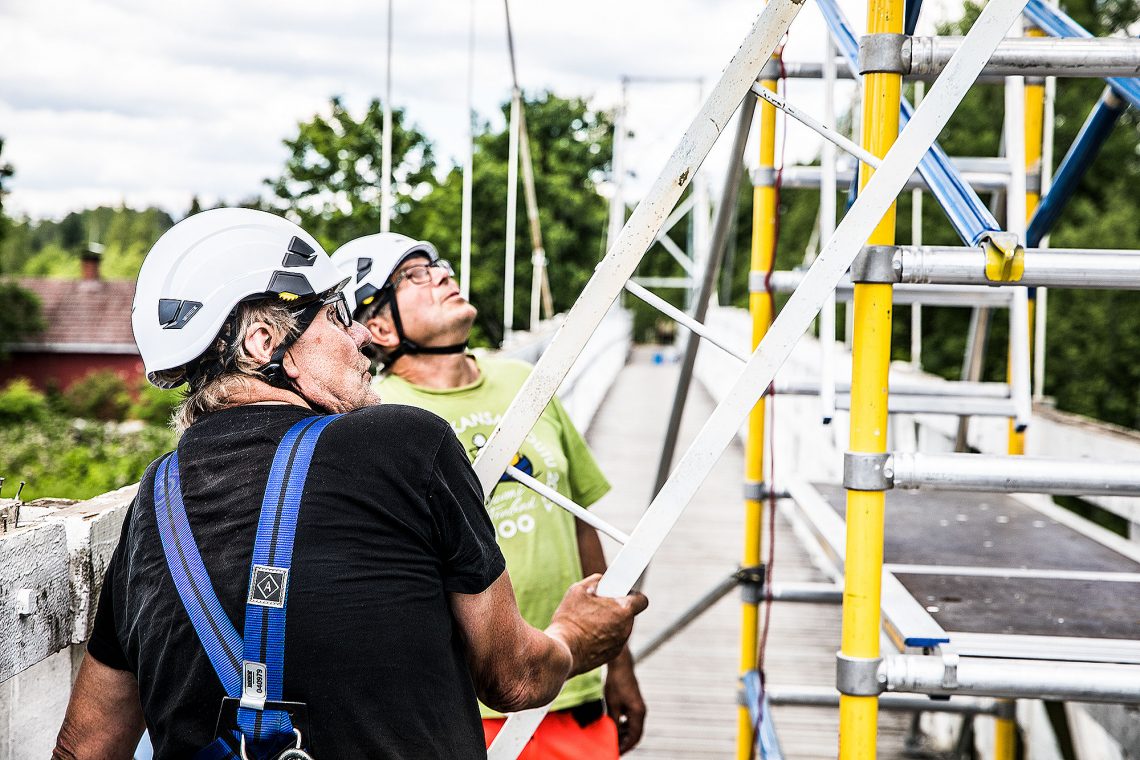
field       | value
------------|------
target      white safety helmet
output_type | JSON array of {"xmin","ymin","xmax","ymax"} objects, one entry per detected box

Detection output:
[
  {"xmin": 330, "ymin": 232, "xmax": 465, "ymax": 362},
  {"xmin": 133, "ymin": 208, "xmax": 348, "ymax": 389},
  {"xmin": 329, "ymin": 232, "xmax": 438, "ymax": 318}
]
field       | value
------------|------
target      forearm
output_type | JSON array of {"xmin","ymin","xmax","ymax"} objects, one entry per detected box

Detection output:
[
  {"xmin": 54, "ymin": 655, "xmax": 144, "ymax": 760},
  {"xmin": 475, "ymin": 620, "xmax": 573, "ymax": 712}
]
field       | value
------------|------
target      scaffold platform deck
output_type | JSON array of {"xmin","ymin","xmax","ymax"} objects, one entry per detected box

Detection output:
[{"xmin": 793, "ymin": 482, "xmax": 1140, "ymax": 664}]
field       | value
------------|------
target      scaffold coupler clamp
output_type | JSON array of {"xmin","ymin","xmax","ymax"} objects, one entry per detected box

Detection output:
[
  {"xmin": 850, "ymin": 245, "xmax": 899, "ymax": 284},
  {"xmin": 735, "ymin": 563, "xmax": 767, "ymax": 604},
  {"xmin": 836, "ymin": 652, "xmax": 885, "ymax": 697},
  {"xmin": 844, "ymin": 452, "xmax": 894, "ymax": 491},
  {"xmin": 859, "ymin": 32, "xmax": 909, "ymax": 75},
  {"xmin": 980, "ymin": 231, "xmax": 1025, "ymax": 283}
]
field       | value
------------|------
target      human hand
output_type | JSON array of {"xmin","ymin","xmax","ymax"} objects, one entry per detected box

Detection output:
[
  {"xmin": 546, "ymin": 574, "xmax": 648, "ymax": 676},
  {"xmin": 605, "ymin": 648, "xmax": 646, "ymax": 753}
]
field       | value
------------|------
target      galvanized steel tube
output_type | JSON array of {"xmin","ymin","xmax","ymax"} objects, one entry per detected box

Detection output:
[
  {"xmin": 889, "ymin": 452, "xmax": 1140, "ymax": 495},
  {"xmin": 882, "ymin": 655, "xmax": 1140, "ymax": 704},
  {"xmin": 907, "ymin": 36, "xmax": 1140, "ymax": 78},
  {"xmin": 895, "ymin": 246, "xmax": 1140, "ymax": 288}
]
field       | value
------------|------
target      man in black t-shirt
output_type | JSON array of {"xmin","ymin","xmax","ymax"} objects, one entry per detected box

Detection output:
[{"xmin": 54, "ymin": 210, "xmax": 646, "ymax": 760}]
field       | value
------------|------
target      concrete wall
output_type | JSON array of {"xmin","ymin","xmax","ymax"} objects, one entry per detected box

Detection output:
[{"xmin": 0, "ymin": 486, "xmax": 133, "ymax": 759}]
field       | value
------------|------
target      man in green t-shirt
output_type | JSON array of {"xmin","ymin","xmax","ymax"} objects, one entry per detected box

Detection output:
[{"xmin": 331, "ymin": 233, "xmax": 644, "ymax": 758}]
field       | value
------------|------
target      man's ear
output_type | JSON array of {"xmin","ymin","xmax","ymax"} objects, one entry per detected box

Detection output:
[
  {"xmin": 242, "ymin": 322, "xmax": 278, "ymax": 365},
  {"xmin": 366, "ymin": 313, "xmax": 400, "ymax": 350}
]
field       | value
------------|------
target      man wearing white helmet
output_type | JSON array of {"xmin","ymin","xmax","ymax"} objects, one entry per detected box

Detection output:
[
  {"xmin": 331, "ymin": 233, "xmax": 645, "ymax": 759},
  {"xmin": 54, "ymin": 209, "xmax": 646, "ymax": 760}
]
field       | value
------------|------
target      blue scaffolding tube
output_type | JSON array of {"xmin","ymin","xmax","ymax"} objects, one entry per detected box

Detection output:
[
  {"xmin": 1023, "ymin": 0, "xmax": 1140, "ymax": 110},
  {"xmin": 1027, "ymin": 89, "xmax": 1127, "ymax": 247},
  {"xmin": 904, "ymin": 0, "xmax": 923, "ymax": 36},
  {"xmin": 815, "ymin": 0, "xmax": 1002, "ymax": 246}
]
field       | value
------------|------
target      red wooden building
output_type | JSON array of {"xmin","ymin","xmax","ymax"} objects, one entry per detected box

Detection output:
[{"xmin": 0, "ymin": 254, "xmax": 143, "ymax": 392}]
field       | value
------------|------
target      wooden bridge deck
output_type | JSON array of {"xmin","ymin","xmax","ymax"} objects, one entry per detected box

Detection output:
[{"xmin": 588, "ymin": 347, "xmax": 914, "ymax": 759}]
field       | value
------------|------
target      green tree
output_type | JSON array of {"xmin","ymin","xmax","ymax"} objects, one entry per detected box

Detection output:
[
  {"xmin": 404, "ymin": 92, "xmax": 614, "ymax": 345},
  {"xmin": 0, "ymin": 281, "xmax": 45, "ymax": 356},
  {"xmin": 265, "ymin": 96, "xmax": 436, "ymax": 251}
]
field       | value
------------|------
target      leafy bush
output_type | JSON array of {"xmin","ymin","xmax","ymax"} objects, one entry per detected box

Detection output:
[
  {"xmin": 63, "ymin": 370, "xmax": 132, "ymax": 421},
  {"xmin": 0, "ymin": 416, "xmax": 175, "ymax": 501},
  {"xmin": 128, "ymin": 382, "xmax": 183, "ymax": 426},
  {"xmin": 0, "ymin": 378, "xmax": 51, "ymax": 425}
]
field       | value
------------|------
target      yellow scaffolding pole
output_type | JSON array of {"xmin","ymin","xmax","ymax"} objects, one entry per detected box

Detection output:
[
  {"xmin": 739, "ymin": 80, "xmax": 777, "ymax": 760},
  {"xmin": 838, "ymin": 0, "xmax": 901, "ymax": 755}
]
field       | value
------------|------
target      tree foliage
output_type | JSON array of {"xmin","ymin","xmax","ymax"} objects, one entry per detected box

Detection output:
[
  {"xmin": 264, "ymin": 96, "xmax": 436, "ymax": 251},
  {"xmin": 403, "ymin": 93, "xmax": 613, "ymax": 345},
  {"xmin": 1, "ymin": 206, "xmax": 173, "ymax": 279}
]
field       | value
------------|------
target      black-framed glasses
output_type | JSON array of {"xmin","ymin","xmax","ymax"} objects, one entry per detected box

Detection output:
[
  {"xmin": 290, "ymin": 291, "xmax": 353, "ymax": 331},
  {"xmin": 391, "ymin": 258, "xmax": 454, "ymax": 289},
  {"xmin": 323, "ymin": 292, "xmax": 353, "ymax": 329}
]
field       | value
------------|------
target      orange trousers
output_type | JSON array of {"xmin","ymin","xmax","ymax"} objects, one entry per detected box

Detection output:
[{"xmin": 482, "ymin": 712, "xmax": 619, "ymax": 759}]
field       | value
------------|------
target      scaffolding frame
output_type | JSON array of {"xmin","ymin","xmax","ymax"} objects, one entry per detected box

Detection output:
[
  {"xmin": 462, "ymin": 0, "xmax": 1140, "ymax": 756},
  {"xmin": 478, "ymin": 0, "xmax": 1042, "ymax": 755}
]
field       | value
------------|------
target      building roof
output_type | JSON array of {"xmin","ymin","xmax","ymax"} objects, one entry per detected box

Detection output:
[{"xmin": 13, "ymin": 277, "xmax": 138, "ymax": 354}]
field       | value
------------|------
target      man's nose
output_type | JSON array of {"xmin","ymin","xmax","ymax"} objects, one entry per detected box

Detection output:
[
  {"xmin": 350, "ymin": 320, "xmax": 371, "ymax": 349},
  {"xmin": 431, "ymin": 265, "xmax": 452, "ymax": 285}
]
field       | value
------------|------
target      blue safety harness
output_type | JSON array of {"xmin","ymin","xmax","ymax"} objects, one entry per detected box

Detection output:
[{"xmin": 154, "ymin": 415, "xmax": 341, "ymax": 759}]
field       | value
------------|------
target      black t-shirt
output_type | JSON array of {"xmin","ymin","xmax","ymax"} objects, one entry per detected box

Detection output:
[{"xmin": 88, "ymin": 403, "xmax": 506, "ymax": 759}]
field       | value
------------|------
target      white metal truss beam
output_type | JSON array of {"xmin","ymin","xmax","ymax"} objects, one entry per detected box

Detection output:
[
  {"xmin": 505, "ymin": 465, "xmax": 630, "ymax": 544},
  {"xmin": 623, "ymin": 280, "xmax": 750, "ymax": 362},
  {"xmin": 751, "ymin": 82, "xmax": 882, "ymax": 169},
  {"xmin": 484, "ymin": 0, "xmax": 1028, "ymax": 752}
]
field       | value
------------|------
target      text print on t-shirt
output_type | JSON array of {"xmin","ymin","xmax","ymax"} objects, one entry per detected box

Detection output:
[{"xmin": 470, "ymin": 428, "xmax": 562, "ymax": 541}]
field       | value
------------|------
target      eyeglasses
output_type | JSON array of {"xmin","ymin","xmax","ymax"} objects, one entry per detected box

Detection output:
[
  {"xmin": 325, "ymin": 292, "xmax": 353, "ymax": 329},
  {"xmin": 290, "ymin": 291, "xmax": 353, "ymax": 331},
  {"xmin": 391, "ymin": 258, "xmax": 454, "ymax": 289}
]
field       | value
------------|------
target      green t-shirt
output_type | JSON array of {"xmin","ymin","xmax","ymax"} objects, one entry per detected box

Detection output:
[{"xmin": 375, "ymin": 356, "xmax": 612, "ymax": 715}]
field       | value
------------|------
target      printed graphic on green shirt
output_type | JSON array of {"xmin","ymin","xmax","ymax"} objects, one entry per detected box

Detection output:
[{"xmin": 376, "ymin": 356, "xmax": 611, "ymax": 715}]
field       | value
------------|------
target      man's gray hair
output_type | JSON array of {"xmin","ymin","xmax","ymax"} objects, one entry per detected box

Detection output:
[{"xmin": 171, "ymin": 300, "xmax": 302, "ymax": 432}]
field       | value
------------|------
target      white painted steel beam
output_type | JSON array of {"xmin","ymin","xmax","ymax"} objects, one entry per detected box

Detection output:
[
  {"xmin": 505, "ymin": 465, "xmax": 630, "ymax": 544},
  {"xmin": 623, "ymin": 281, "xmax": 750, "ymax": 363},
  {"xmin": 750, "ymin": 83, "xmax": 882, "ymax": 169}
]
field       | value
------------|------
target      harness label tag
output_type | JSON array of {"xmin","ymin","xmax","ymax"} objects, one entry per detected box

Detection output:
[
  {"xmin": 241, "ymin": 660, "xmax": 268, "ymax": 710},
  {"xmin": 248, "ymin": 565, "xmax": 289, "ymax": 608}
]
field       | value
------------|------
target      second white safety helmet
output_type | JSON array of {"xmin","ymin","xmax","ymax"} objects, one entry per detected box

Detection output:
[
  {"xmin": 329, "ymin": 232, "xmax": 439, "ymax": 319},
  {"xmin": 330, "ymin": 232, "xmax": 466, "ymax": 363},
  {"xmin": 132, "ymin": 208, "xmax": 348, "ymax": 389}
]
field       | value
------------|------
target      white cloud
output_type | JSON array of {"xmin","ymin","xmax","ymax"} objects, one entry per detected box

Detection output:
[{"xmin": 0, "ymin": 0, "xmax": 965, "ymax": 220}]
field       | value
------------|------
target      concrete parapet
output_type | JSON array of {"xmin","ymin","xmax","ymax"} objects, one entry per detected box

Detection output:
[{"xmin": 0, "ymin": 485, "xmax": 134, "ymax": 684}]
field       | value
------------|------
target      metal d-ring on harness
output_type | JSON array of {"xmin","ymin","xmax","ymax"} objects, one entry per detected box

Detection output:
[{"xmin": 154, "ymin": 415, "xmax": 342, "ymax": 760}]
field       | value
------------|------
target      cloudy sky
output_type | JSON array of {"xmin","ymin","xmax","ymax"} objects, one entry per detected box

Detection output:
[{"xmin": 0, "ymin": 0, "xmax": 963, "ymax": 221}]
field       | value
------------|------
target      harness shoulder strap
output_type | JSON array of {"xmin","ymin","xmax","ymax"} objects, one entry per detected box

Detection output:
[{"xmin": 153, "ymin": 414, "xmax": 342, "ymax": 759}]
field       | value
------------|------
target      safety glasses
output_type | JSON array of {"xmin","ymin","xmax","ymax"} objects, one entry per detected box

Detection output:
[{"xmin": 391, "ymin": 258, "xmax": 454, "ymax": 289}]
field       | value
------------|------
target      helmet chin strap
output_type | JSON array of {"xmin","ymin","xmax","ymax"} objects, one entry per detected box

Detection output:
[{"xmin": 383, "ymin": 291, "xmax": 468, "ymax": 363}]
